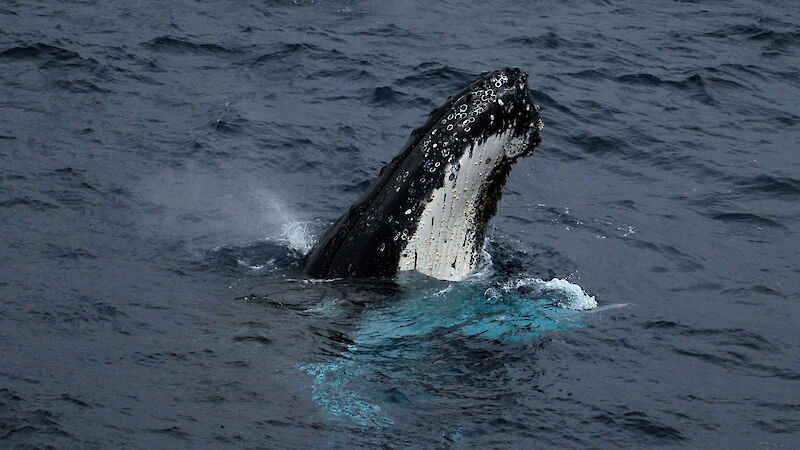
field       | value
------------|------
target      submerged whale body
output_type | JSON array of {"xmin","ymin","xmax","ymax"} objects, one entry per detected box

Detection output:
[{"xmin": 303, "ymin": 68, "xmax": 543, "ymax": 281}]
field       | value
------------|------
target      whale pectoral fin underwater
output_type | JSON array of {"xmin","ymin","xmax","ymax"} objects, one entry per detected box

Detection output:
[{"xmin": 303, "ymin": 67, "xmax": 544, "ymax": 281}]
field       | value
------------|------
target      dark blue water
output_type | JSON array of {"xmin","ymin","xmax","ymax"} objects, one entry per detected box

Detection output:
[{"xmin": 2, "ymin": 0, "xmax": 799, "ymax": 447}]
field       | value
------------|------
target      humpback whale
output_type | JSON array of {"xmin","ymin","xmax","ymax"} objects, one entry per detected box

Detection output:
[{"xmin": 303, "ymin": 68, "xmax": 543, "ymax": 281}]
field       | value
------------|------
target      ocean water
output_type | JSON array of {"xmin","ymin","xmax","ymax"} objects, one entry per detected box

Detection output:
[{"xmin": 1, "ymin": 0, "xmax": 799, "ymax": 447}]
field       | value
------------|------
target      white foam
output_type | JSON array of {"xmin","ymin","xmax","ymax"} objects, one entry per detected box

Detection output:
[
  {"xmin": 505, "ymin": 277, "xmax": 598, "ymax": 310},
  {"xmin": 280, "ymin": 221, "xmax": 314, "ymax": 254},
  {"xmin": 237, "ymin": 257, "xmax": 275, "ymax": 272},
  {"xmin": 255, "ymin": 196, "xmax": 314, "ymax": 254}
]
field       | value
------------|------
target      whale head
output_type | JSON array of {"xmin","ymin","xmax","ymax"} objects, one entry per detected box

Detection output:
[
  {"xmin": 433, "ymin": 67, "xmax": 543, "ymax": 160},
  {"xmin": 303, "ymin": 67, "xmax": 543, "ymax": 280}
]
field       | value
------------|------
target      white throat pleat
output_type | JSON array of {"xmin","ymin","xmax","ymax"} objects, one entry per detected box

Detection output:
[{"xmin": 397, "ymin": 131, "xmax": 511, "ymax": 280}]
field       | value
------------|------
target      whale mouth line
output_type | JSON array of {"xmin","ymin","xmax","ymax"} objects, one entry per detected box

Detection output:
[{"xmin": 303, "ymin": 67, "xmax": 543, "ymax": 281}]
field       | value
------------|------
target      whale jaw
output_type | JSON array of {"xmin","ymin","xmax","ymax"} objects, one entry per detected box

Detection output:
[{"xmin": 396, "ymin": 130, "xmax": 526, "ymax": 280}]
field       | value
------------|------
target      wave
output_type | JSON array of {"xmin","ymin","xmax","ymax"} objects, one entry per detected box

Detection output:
[
  {"xmin": 0, "ymin": 43, "xmax": 80, "ymax": 60},
  {"xmin": 141, "ymin": 36, "xmax": 240, "ymax": 55}
]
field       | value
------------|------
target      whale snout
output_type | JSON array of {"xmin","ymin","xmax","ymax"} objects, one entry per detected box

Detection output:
[
  {"xmin": 526, "ymin": 90, "xmax": 544, "ymax": 140},
  {"xmin": 510, "ymin": 68, "xmax": 530, "ymax": 89},
  {"xmin": 482, "ymin": 68, "xmax": 542, "ymax": 160}
]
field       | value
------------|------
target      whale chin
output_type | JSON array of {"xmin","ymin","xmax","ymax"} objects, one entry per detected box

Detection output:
[{"xmin": 303, "ymin": 67, "xmax": 542, "ymax": 280}]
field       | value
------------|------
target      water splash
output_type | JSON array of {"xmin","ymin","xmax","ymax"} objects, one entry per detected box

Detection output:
[
  {"xmin": 138, "ymin": 168, "xmax": 317, "ymax": 255},
  {"xmin": 501, "ymin": 277, "xmax": 598, "ymax": 310},
  {"xmin": 280, "ymin": 221, "xmax": 314, "ymax": 254},
  {"xmin": 261, "ymin": 196, "xmax": 315, "ymax": 254}
]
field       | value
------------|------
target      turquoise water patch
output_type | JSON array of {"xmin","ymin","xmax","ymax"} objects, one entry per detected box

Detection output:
[
  {"xmin": 301, "ymin": 276, "xmax": 597, "ymax": 427},
  {"xmin": 301, "ymin": 359, "xmax": 394, "ymax": 428}
]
